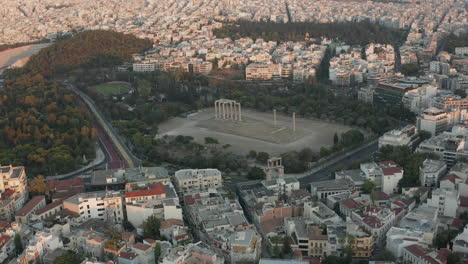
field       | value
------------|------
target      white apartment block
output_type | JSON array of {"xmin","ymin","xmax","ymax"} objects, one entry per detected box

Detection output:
[
  {"xmin": 419, "ymin": 159, "xmax": 447, "ymax": 187},
  {"xmin": 426, "ymin": 188, "xmax": 459, "ymax": 218},
  {"xmin": 63, "ymin": 191, "xmax": 124, "ymax": 224},
  {"xmin": 386, "ymin": 227, "xmax": 429, "ymax": 259},
  {"xmin": 378, "ymin": 125, "xmax": 419, "ymax": 149},
  {"xmin": 174, "ymin": 169, "xmax": 222, "ymax": 194},
  {"xmin": 133, "ymin": 62, "xmax": 156, "ymax": 72},
  {"xmin": 381, "ymin": 166, "xmax": 403, "ymax": 195},
  {"xmin": 261, "ymin": 178, "xmax": 300, "ymax": 195},
  {"xmin": 417, "ymin": 128, "xmax": 468, "ymax": 166},
  {"xmin": 416, "ymin": 107, "xmax": 448, "ymax": 136},
  {"xmin": 17, "ymin": 231, "xmax": 63, "ymax": 264},
  {"xmin": 245, "ymin": 63, "xmax": 282, "ymax": 80}
]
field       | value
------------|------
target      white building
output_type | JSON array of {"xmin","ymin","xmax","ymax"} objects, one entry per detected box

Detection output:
[
  {"xmin": 63, "ymin": 191, "xmax": 124, "ymax": 223},
  {"xmin": 426, "ymin": 188, "xmax": 459, "ymax": 217},
  {"xmin": 133, "ymin": 62, "xmax": 156, "ymax": 72},
  {"xmin": 17, "ymin": 231, "xmax": 63, "ymax": 264},
  {"xmin": 419, "ymin": 159, "xmax": 447, "ymax": 187},
  {"xmin": 229, "ymin": 230, "xmax": 262, "ymax": 263},
  {"xmin": 378, "ymin": 125, "xmax": 419, "ymax": 150},
  {"xmin": 125, "ymin": 182, "xmax": 182, "ymax": 228},
  {"xmin": 174, "ymin": 169, "xmax": 222, "ymax": 194},
  {"xmin": 261, "ymin": 178, "xmax": 300, "ymax": 195},
  {"xmin": 416, "ymin": 107, "xmax": 448, "ymax": 136},
  {"xmin": 245, "ymin": 63, "xmax": 282, "ymax": 80},
  {"xmin": 381, "ymin": 165, "xmax": 404, "ymax": 195},
  {"xmin": 386, "ymin": 227, "xmax": 428, "ymax": 259},
  {"xmin": 453, "ymin": 225, "xmax": 468, "ymax": 255}
]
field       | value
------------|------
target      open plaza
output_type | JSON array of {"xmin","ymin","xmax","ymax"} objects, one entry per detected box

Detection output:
[{"xmin": 157, "ymin": 104, "xmax": 353, "ymax": 156}]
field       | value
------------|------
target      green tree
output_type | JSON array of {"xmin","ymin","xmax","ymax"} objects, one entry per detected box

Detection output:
[
  {"xmin": 14, "ymin": 234, "xmax": 23, "ymax": 255},
  {"xmin": 447, "ymin": 252, "xmax": 462, "ymax": 264},
  {"xmin": 418, "ymin": 130, "xmax": 432, "ymax": 141},
  {"xmin": 333, "ymin": 133, "xmax": 339, "ymax": 145},
  {"xmin": 247, "ymin": 166, "xmax": 266, "ymax": 180},
  {"xmin": 362, "ymin": 179, "xmax": 375, "ymax": 194},
  {"xmin": 282, "ymin": 237, "xmax": 292, "ymax": 256},
  {"xmin": 434, "ymin": 230, "xmax": 458, "ymax": 249},
  {"xmin": 247, "ymin": 150, "xmax": 257, "ymax": 159},
  {"xmin": 154, "ymin": 243, "xmax": 161, "ymax": 264},
  {"xmin": 454, "ymin": 89, "xmax": 466, "ymax": 98},
  {"xmin": 53, "ymin": 251, "xmax": 84, "ymax": 264},
  {"xmin": 142, "ymin": 215, "xmax": 161, "ymax": 240},
  {"xmin": 401, "ymin": 63, "xmax": 420, "ymax": 76},
  {"xmin": 204, "ymin": 137, "xmax": 219, "ymax": 147},
  {"xmin": 256, "ymin": 152, "xmax": 270, "ymax": 164}
]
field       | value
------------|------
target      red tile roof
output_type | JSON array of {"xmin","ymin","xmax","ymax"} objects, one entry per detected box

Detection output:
[
  {"xmin": 460, "ymin": 196, "xmax": 468, "ymax": 207},
  {"xmin": 133, "ymin": 242, "xmax": 151, "ymax": 251},
  {"xmin": 342, "ymin": 199, "xmax": 361, "ymax": 209},
  {"xmin": 373, "ymin": 191, "xmax": 389, "ymax": 201},
  {"xmin": 125, "ymin": 183, "xmax": 165, "ymax": 198},
  {"xmin": 15, "ymin": 196, "xmax": 45, "ymax": 217},
  {"xmin": 1, "ymin": 189, "xmax": 15, "ymax": 199},
  {"xmin": 119, "ymin": 252, "xmax": 138, "ymax": 260},
  {"xmin": 451, "ymin": 218, "xmax": 464, "ymax": 229},
  {"xmin": 382, "ymin": 166, "xmax": 403, "ymax": 176},
  {"xmin": 379, "ymin": 161, "xmax": 398, "ymax": 167},
  {"xmin": 48, "ymin": 178, "xmax": 84, "ymax": 191},
  {"xmin": 441, "ymin": 173, "xmax": 460, "ymax": 184},
  {"xmin": 363, "ymin": 215, "xmax": 383, "ymax": 228},
  {"xmin": 143, "ymin": 238, "xmax": 156, "ymax": 245},
  {"xmin": 405, "ymin": 244, "xmax": 430, "ymax": 257},
  {"xmin": 33, "ymin": 199, "xmax": 63, "ymax": 215},
  {"xmin": 0, "ymin": 222, "xmax": 10, "ymax": 230},
  {"xmin": 160, "ymin": 218, "xmax": 184, "ymax": 229}
]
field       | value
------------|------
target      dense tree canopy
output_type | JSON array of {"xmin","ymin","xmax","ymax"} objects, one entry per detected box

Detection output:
[
  {"xmin": 214, "ymin": 21, "xmax": 409, "ymax": 46},
  {"xmin": 444, "ymin": 33, "xmax": 468, "ymax": 54},
  {"xmin": 26, "ymin": 30, "xmax": 152, "ymax": 75},
  {"xmin": 0, "ymin": 71, "xmax": 95, "ymax": 176}
]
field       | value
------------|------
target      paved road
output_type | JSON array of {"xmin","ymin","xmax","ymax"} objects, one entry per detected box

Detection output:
[
  {"xmin": 64, "ymin": 81, "xmax": 141, "ymax": 168},
  {"xmin": 298, "ymin": 141, "xmax": 378, "ymax": 187}
]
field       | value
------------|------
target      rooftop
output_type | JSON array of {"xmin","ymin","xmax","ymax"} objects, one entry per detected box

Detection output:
[{"xmin": 15, "ymin": 196, "xmax": 45, "ymax": 217}]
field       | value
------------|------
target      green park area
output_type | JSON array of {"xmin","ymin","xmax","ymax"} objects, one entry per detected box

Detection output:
[{"xmin": 94, "ymin": 83, "xmax": 131, "ymax": 96}]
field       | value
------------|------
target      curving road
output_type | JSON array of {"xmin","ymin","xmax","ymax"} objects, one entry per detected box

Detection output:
[{"xmin": 64, "ymin": 81, "xmax": 141, "ymax": 168}]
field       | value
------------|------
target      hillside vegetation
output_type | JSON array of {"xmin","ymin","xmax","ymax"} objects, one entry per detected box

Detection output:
[
  {"xmin": 25, "ymin": 30, "xmax": 152, "ymax": 75},
  {"xmin": 0, "ymin": 70, "xmax": 96, "ymax": 176}
]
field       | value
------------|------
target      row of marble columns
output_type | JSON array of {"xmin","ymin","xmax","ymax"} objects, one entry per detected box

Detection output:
[{"xmin": 214, "ymin": 100, "xmax": 242, "ymax": 121}]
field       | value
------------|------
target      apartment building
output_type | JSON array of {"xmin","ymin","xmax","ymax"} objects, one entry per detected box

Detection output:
[
  {"xmin": 419, "ymin": 159, "xmax": 447, "ymax": 187},
  {"xmin": 133, "ymin": 62, "xmax": 156, "ymax": 72},
  {"xmin": 346, "ymin": 218, "xmax": 374, "ymax": 259},
  {"xmin": 174, "ymin": 169, "xmax": 222, "ymax": 194},
  {"xmin": 386, "ymin": 227, "xmax": 429, "ymax": 259},
  {"xmin": 0, "ymin": 165, "xmax": 28, "ymax": 211},
  {"xmin": 426, "ymin": 188, "xmax": 459, "ymax": 217},
  {"xmin": 417, "ymin": 130, "xmax": 468, "ymax": 166},
  {"xmin": 125, "ymin": 183, "xmax": 182, "ymax": 228},
  {"xmin": 285, "ymin": 219, "xmax": 329, "ymax": 258},
  {"xmin": 229, "ymin": 230, "xmax": 262, "ymax": 263},
  {"xmin": 378, "ymin": 125, "xmax": 419, "ymax": 150},
  {"xmin": 245, "ymin": 63, "xmax": 282, "ymax": 80},
  {"xmin": 17, "ymin": 231, "xmax": 63, "ymax": 264},
  {"xmin": 416, "ymin": 107, "xmax": 449, "ymax": 136},
  {"xmin": 63, "ymin": 191, "xmax": 124, "ymax": 224}
]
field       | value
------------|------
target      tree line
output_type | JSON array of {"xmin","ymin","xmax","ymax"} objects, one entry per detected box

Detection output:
[{"xmin": 213, "ymin": 20, "xmax": 409, "ymax": 46}]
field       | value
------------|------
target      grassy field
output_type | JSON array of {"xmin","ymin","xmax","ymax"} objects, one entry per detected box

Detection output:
[{"xmin": 94, "ymin": 83, "xmax": 130, "ymax": 96}]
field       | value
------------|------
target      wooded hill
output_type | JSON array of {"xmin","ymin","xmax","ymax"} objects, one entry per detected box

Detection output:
[{"xmin": 25, "ymin": 30, "xmax": 153, "ymax": 75}]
